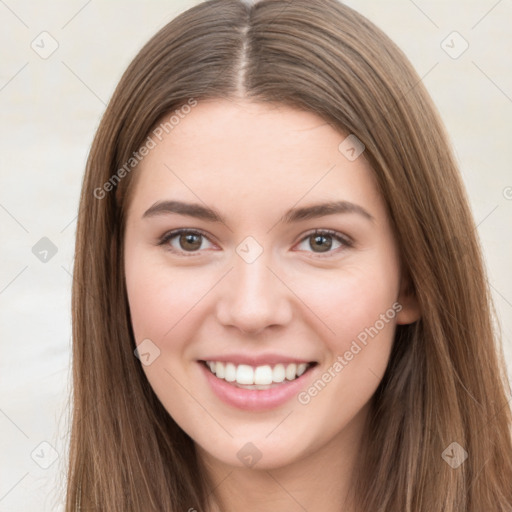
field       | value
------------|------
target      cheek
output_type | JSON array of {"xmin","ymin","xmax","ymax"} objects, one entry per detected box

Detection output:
[
  {"xmin": 124, "ymin": 253, "xmax": 205, "ymax": 411},
  {"xmin": 313, "ymin": 273, "xmax": 400, "ymax": 404},
  {"xmin": 289, "ymin": 261, "xmax": 400, "ymax": 347},
  {"xmin": 296, "ymin": 270, "xmax": 399, "ymax": 414},
  {"xmin": 125, "ymin": 251, "xmax": 204, "ymax": 344},
  {"xmin": 288, "ymin": 260, "xmax": 400, "ymax": 414}
]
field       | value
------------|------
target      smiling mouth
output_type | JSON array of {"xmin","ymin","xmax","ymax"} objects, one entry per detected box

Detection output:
[{"xmin": 199, "ymin": 360, "xmax": 318, "ymax": 390}]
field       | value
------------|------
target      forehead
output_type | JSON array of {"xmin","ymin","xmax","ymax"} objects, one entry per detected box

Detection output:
[
  {"xmin": 157, "ymin": 99, "xmax": 348, "ymax": 166},
  {"xmin": 128, "ymin": 99, "xmax": 383, "ymax": 221}
]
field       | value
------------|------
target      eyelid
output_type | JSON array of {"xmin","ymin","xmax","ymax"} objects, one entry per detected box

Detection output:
[
  {"xmin": 157, "ymin": 228, "xmax": 353, "ymax": 257},
  {"xmin": 294, "ymin": 228, "xmax": 353, "ymax": 257},
  {"xmin": 157, "ymin": 228, "xmax": 216, "ymax": 256}
]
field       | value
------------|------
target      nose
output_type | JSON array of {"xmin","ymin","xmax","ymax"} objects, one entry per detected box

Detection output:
[{"xmin": 215, "ymin": 251, "xmax": 293, "ymax": 335}]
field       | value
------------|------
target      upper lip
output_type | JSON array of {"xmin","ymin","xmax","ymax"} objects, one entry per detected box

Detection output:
[{"xmin": 199, "ymin": 353, "xmax": 317, "ymax": 366}]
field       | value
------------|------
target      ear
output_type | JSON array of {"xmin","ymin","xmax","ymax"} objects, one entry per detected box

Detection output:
[{"xmin": 395, "ymin": 272, "xmax": 421, "ymax": 325}]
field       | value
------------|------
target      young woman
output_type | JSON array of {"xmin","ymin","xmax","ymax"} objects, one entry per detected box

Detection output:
[{"xmin": 66, "ymin": 0, "xmax": 512, "ymax": 510}]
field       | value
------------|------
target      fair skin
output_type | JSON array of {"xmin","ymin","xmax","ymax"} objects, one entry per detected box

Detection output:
[{"xmin": 123, "ymin": 99, "xmax": 420, "ymax": 512}]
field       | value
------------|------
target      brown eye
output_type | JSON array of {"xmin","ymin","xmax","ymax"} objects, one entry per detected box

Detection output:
[
  {"xmin": 178, "ymin": 232, "xmax": 203, "ymax": 251},
  {"xmin": 295, "ymin": 229, "xmax": 352, "ymax": 256},
  {"xmin": 309, "ymin": 233, "xmax": 333, "ymax": 253},
  {"xmin": 159, "ymin": 229, "xmax": 213, "ymax": 255}
]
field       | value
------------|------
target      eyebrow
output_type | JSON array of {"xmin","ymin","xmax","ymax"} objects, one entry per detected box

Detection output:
[{"xmin": 142, "ymin": 199, "xmax": 374, "ymax": 224}]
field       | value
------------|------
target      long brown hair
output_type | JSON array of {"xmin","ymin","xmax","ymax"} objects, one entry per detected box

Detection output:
[{"xmin": 66, "ymin": 0, "xmax": 512, "ymax": 510}]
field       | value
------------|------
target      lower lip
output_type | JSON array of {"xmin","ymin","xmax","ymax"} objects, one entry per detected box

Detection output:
[{"xmin": 198, "ymin": 361, "xmax": 316, "ymax": 411}]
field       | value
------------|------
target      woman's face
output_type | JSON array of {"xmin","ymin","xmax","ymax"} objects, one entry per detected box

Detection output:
[{"xmin": 124, "ymin": 99, "xmax": 419, "ymax": 470}]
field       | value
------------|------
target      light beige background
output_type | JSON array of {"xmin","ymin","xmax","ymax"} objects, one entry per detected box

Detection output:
[{"xmin": 0, "ymin": 1, "xmax": 511, "ymax": 510}]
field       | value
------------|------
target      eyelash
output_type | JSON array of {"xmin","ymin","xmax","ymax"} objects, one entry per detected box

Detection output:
[{"xmin": 157, "ymin": 228, "xmax": 353, "ymax": 258}]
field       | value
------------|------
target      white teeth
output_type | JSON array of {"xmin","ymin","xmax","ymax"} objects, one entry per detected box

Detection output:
[
  {"xmin": 272, "ymin": 363, "xmax": 286, "ymax": 383},
  {"xmin": 205, "ymin": 360, "xmax": 312, "ymax": 386},
  {"xmin": 215, "ymin": 362, "xmax": 224, "ymax": 379},
  {"xmin": 285, "ymin": 363, "xmax": 297, "ymax": 381},
  {"xmin": 296, "ymin": 363, "xmax": 308, "ymax": 377},
  {"xmin": 254, "ymin": 365, "xmax": 273, "ymax": 385},
  {"xmin": 225, "ymin": 362, "xmax": 236, "ymax": 382},
  {"xmin": 236, "ymin": 364, "xmax": 254, "ymax": 385}
]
